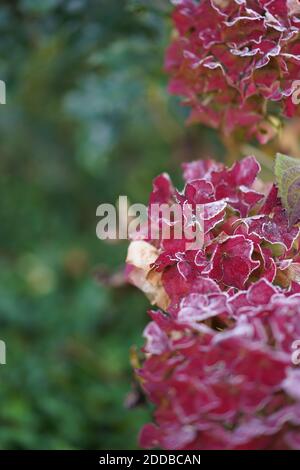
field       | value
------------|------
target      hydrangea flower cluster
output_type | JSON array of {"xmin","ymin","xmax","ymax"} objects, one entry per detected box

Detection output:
[
  {"xmin": 165, "ymin": 0, "xmax": 300, "ymax": 143},
  {"xmin": 139, "ymin": 288, "xmax": 300, "ymax": 450},
  {"xmin": 126, "ymin": 155, "xmax": 300, "ymax": 449}
]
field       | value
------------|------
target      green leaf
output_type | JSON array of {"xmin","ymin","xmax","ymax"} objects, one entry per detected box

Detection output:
[{"xmin": 275, "ymin": 153, "xmax": 300, "ymax": 226}]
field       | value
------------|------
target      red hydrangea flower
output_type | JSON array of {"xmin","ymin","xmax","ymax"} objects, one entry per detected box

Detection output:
[
  {"xmin": 127, "ymin": 156, "xmax": 299, "ymax": 313},
  {"xmin": 165, "ymin": 0, "xmax": 300, "ymax": 143},
  {"xmin": 126, "ymin": 155, "xmax": 300, "ymax": 449},
  {"xmin": 138, "ymin": 286, "xmax": 300, "ymax": 449},
  {"xmin": 209, "ymin": 235, "xmax": 260, "ymax": 289}
]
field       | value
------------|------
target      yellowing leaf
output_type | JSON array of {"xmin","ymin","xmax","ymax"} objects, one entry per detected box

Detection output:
[{"xmin": 275, "ymin": 153, "xmax": 300, "ymax": 226}]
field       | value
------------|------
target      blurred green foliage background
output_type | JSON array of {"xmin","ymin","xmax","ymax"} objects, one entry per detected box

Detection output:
[{"xmin": 0, "ymin": 0, "xmax": 220, "ymax": 449}]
